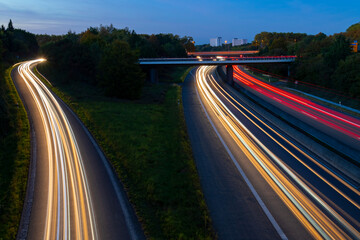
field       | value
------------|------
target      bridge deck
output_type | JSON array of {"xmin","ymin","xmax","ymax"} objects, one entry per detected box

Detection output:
[
  {"xmin": 139, "ymin": 56, "xmax": 296, "ymax": 66},
  {"xmin": 187, "ymin": 50, "xmax": 259, "ymax": 56}
]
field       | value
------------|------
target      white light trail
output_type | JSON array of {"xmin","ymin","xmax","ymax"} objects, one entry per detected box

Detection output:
[
  {"xmin": 17, "ymin": 59, "xmax": 98, "ymax": 240},
  {"xmin": 195, "ymin": 66, "xmax": 360, "ymax": 240}
]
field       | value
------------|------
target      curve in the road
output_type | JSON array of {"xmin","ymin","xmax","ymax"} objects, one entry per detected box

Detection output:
[
  {"xmin": 192, "ymin": 66, "xmax": 360, "ymax": 239},
  {"xmin": 14, "ymin": 59, "xmax": 144, "ymax": 240}
]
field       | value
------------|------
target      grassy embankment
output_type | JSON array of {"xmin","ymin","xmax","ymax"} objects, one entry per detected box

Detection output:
[
  {"xmin": 35, "ymin": 65, "xmax": 215, "ymax": 239},
  {"xmin": 0, "ymin": 66, "xmax": 30, "ymax": 239}
]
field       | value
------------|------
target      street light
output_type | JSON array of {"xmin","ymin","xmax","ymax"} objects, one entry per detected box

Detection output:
[{"xmin": 224, "ymin": 40, "xmax": 229, "ymax": 51}]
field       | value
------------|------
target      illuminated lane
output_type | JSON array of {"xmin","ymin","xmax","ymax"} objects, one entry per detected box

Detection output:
[
  {"xmin": 13, "ymin": 60, "xmax": 143, "ymax": 240},
  {"xmin": 195, "ymin": 66, "xmax": 360, "ymax": 239},
  {"xmin": 233, "ymin": 66, "xmax": 360, "ymax": 151}
]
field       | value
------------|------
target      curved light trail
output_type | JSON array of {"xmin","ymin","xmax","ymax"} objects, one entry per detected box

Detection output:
[
  {"xmin": 17, "ymin": 59, "xmax": 98, "ymax": 240},
  {"xmin": 195, "ymin": 66, "xmax": 360, "ymax": 239}
]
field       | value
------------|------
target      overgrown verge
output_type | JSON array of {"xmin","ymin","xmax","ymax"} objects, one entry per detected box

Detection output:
[
  {"xmin": 35, "ymin": 65, "xmax": 215, "ymax": 239},
  {"xmin": 0, "ymin": 66, "xmax": 30, "ymax": 239}
]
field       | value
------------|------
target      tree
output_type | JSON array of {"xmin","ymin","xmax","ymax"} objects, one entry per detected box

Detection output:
[
  {"xmin": 7, "ymin": 19, "xmax": 14, "ymax": 31},
  {"xmin": 324, "ymin": 34, "xmax": 351, "ymax": 69},
  {"xmin": 97, "ymin": 40, "xmax": 145, "ymax": 99},
  {"xmin": 0, "ymin": 39, "xmax": 3, "ymax": 59},
  {"xmin": 332, "ymin": 54, "xmax": 360, "ymax": 98},
  {"xmin": 269, "ymin": 37, "xmax": 288, "ymax": 55},
  {"xmin": 181, "ymin": 36, "xmax": 195, "ymax": 53},
  {"xmin": 345, "ymin": 22, "xmax": 360, "ymax": 41}
]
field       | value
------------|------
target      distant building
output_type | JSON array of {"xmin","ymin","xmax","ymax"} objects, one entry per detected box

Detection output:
[
  {"xmin": 232, "ymin": 38, "xmax": 248, "ymax": 46},
  {"xmin": 210, "ymin": 37, "xmax": 222, "ymax": 47}
]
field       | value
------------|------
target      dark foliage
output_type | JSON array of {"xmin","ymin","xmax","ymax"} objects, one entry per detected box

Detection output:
[
  {"xmin": 251, "ymin": 25, "xmax": 359, "ymax": 98},
  {"xmin": 0, "ymin": 20, "xmax": 39, "ymax": 63},
  {"xmin": 97, "ymin": 40, "xmax": 145, "ymax": 98},
  {"xmin": 195, "ymin": 43, "xmax": 256, "ymax": 52},
  {"xmin": 344, "ymin": 22, "xmax": 360, "ymax": 41},
  {"xmin": 332, "ymin": 54, "xmax": 360, "ymax": 98},
  {"xmin": 0, "ymin": 20, "xmax": 35, "ymax": 239},
  {"xmin": 0, "ymin": 19, "xmax": 39, "ymax": 138},
  {"xmin": 39, "ymin": 25, "xmax": 192, "ymax": 99}
]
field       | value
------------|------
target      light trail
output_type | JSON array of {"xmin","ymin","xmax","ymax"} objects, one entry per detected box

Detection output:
[
  {"xmin": 208, "ymin": 75, "xmax": 360, "ymax": 203},
  {"xmin": 17, "ymin": 59, "xmax": 98, "ymax": 240},
  {"xmin": 195, "ymin": 66, "xmax": 360, "ymax": 239},
  {"xmin": 233, "ymin": 66, "xmax": 360, "ymax": 140}
]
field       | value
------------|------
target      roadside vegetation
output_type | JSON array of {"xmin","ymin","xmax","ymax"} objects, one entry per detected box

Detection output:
[
  {"xmin": 249, "ymin": 22, "xmax": 360, "ymax": 102},
  {"xmin": 34, "ymin": 64, "xmax": 215, "ymax": 239},
  {"xmin": 198, "ymin": 23, "xmax": 360, "ymax": 105},
  {"xmin": 195, "ymin": 42, "xmax": 257, "ymax": 52},
  {"xmin": 37, "ymin": 25, "xmax": 195, "ymax": 99},
  {"xmin": 0, "ymin": 66, "xmax": 31, "ymax": 240},
  {"xmin": 0, "ymin": 20, "xmax": 37, "ymax": 240},
  {"xmin": 2, "ymin": 16, "xmax": 360, "ymax": 239},
  {"xmin": 36, "ymin": 28, "xmax": 215, "ymax": 238}
]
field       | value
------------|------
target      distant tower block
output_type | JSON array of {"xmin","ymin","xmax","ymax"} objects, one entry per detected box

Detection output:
[{"xmin": 210, "ymin": 37, "xmax": 222, "ymax": 47}]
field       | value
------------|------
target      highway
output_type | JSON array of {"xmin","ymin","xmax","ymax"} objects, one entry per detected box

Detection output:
[
  {"xmin": 183, "ymin": 65, "xmax": 360, "ymax": 239},
  {"xmin": 13, "ymin": 59, "xmax": 144, "ymax": 240},
  {"xmin": 233, "ymin": 65, "xmax": 360, "ymax": 155}
]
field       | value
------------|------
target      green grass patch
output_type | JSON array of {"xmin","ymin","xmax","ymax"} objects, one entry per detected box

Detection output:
[
  {"xmin": 283, "ymin": 82, "xmax": 360, "ymax": 112},
  {"xmin": 35, "ymin": 64, "xmax": 214, "ymax": 239},
  {"xmin": 159, "ymin": 66, "xmax": 193, "ymax": 83},
  {"xmin": 245, "ymin": 69, "xmax": 279, "ymax": 83},
  {"xmin": 0, "ymin": 66, "xmax": 30, "ymax": 240}
]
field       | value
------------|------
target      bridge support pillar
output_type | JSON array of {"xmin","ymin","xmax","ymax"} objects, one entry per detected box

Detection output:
[
  {"xmin": 226, "ymin": 65, "xmax": 234, "ymax": 86},
  {"xmin": 288, "ymin": 65, "xmax": 291, "ymax": 77},
  {"xmin": 150, "ymin": 68, "xmax": 158, "ymax": 83}
]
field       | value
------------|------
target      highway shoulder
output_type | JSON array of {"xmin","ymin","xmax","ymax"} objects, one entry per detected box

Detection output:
[{"xmin": 182, "ymin": 68, "xmax": 283, "ymax": 239}]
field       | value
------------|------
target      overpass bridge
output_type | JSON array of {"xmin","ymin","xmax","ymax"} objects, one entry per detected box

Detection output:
[
  {"xmin": 139, "ymin": 56, "xmax": 296, "ymax": 66},
  {"xmin": 139, "ymin": 56, "xmax": 296, "ymax": 84},
  {"xmin": 186, "ymin": 50, "xmax": 259, "ymax": 57}
]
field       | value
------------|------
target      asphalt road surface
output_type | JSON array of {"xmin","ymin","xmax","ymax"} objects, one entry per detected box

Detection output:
[
  {"xmin": 183, "ymin": 66, "xmax": 360, "ymax": 239},
  {"xmin": 233, "ymin": 65, "xmax": 360, "ymax": 157},
  {"xmin": 13, "ymin": 59, "xmax": 144, "ymax": 240}
]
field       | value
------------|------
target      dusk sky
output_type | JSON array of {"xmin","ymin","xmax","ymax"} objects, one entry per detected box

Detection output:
[{"xmin": 0, "ymin": 0, "xmax": 359, "ymax": 44}]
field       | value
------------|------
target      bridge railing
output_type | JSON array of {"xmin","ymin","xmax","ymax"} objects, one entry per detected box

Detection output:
[{"xmin": 139, "ymin": 56, "xmax": 297, "ymax": 63}]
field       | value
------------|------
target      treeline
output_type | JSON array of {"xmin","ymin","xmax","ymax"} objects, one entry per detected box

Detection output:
[
  {"xmin": 0, "ymin": 20, "xmax": 37, "ymax": 239},
  {"xmin": 0, "ymin": 20, "xmax": 39, "ymax": 66},
  {"xmin": 38, "ymin": 25, "xmax": 195, "ymax": 99},
  {"xmin": 195, "ymin": 43, "xmax": 256, "ymax": 52},
  {"xmin": 252, "ymin": 22, "xmax": 360, "ymax": 98},
  {"xmin": 0, "ymin": 20, "xmax": 38, "ymax": 137}
]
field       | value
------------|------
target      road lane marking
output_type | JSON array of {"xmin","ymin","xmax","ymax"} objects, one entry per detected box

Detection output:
[{"xmin": 193, "ymin": 67, "xmax": 288, "ymax": 240}]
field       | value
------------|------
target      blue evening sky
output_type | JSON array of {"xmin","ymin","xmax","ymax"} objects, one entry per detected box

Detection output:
[{"xmin": 0, "ymin": 0, "xmax": 359, "ymax": 44}]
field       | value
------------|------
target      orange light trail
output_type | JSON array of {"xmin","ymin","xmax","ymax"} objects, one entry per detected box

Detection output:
[
  {"xmin": 18, "ymin": 59, "xmax": 98, "ymax": 240},
  {"xmin": 196, "ymin": 66, "xmax": 360, "ymax": 239}
]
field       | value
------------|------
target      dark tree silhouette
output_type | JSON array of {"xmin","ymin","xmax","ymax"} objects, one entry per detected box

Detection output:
[{"xmin": 7, "ymin": 19, "xmax": 14, "ymax": 31}]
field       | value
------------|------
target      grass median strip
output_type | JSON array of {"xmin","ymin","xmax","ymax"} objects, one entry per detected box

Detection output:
[
  {"xmin": 35, "ymin": 65, "xmax": 215, "ymax": 239},
  {"xmin": 0, "ymin": 66, "xmax": 30, "ymax": 240}
]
